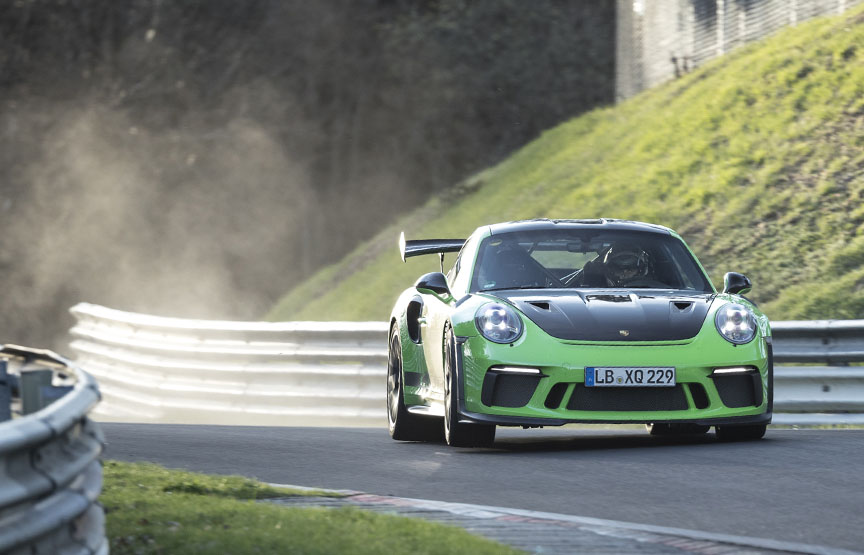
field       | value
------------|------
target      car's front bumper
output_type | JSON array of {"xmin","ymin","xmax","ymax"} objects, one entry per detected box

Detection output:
[{"xmin": 454, "ymin": 333, "xmax": 773, "ymax": 427}]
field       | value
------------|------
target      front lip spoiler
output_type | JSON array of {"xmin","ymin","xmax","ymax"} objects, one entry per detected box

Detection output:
[{"xmin": 456, "ymin": 410, "xmax": 773, "ymax": 427}]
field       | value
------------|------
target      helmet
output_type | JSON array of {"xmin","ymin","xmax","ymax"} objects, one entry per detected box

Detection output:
[{"xmin": 603, "ymin": 246, "xmax": 650, "ymax": 286}]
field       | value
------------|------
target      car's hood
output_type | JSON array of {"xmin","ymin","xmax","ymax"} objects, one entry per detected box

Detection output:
[{"xmin": 487, "ymin": 289, "xmax": 716, "ymax": 341}]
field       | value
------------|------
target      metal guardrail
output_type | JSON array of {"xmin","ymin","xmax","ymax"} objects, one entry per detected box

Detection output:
[
  {"xmin": 0, "ymin": 345, "xmax": 105, "ymax": 555},
  {"xmin": 771, "ymin": 320, "xmax": 864, "ymax": 363},
  {"xmin": 771, "ymin": 320, "xmax": 864, "ymax": 425},
  {"xmin": 69, "ymin": 303, "xmax": 388, "ymax": 427},
  {"xmin": 69, "ymin": 302, "xmax": 864, "ymax": 427}
]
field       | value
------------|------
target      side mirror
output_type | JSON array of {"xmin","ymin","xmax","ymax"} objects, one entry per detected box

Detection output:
[
  {"xmin": 722, "ymin": 272, "xmax": 752, "ymax": 295},
  {"xmin": 415, "ymin": 272, "xmax": 451, "ymax": 296}
]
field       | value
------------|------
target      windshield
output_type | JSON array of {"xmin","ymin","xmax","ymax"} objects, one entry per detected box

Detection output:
[{"xmin": 470, "ymin": 229, "xmax": 712, "ymax": 292}]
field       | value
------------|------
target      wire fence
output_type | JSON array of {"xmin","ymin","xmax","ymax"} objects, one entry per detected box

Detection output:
[{"xmin": 616, "ymin": 0, "xmax": 863, "ymax": 100}]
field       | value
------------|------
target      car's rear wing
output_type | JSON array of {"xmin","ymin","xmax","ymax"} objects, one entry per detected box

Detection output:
[{"xmin": 399, "ymin": 232, "xmax": 464, "ymax": 265}]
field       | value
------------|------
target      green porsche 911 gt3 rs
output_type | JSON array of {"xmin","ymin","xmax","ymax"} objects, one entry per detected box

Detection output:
[{"xmin": 387, "ymin": 219, "xmax": 772, "ymax": 447}]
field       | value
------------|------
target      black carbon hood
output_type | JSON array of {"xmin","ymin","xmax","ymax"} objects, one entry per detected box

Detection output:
[{"xmin": 490, "ymin": 290, "xmax": 715, "ymax": 341}]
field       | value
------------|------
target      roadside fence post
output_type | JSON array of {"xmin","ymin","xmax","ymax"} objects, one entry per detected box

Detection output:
[
  {"xmin": 21, "ymin": 368, "xmax": 53, "ymax": 415},
  {"xmin": 0, "ymin": 359, "xmax": 9, "ymax": 422}
]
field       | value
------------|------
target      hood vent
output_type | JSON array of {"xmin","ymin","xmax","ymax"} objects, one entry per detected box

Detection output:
[
  {"xmin": 673, "ymin": 301, "xmax": 693, "ymax": 311},
  {"xmin": 527, "ymin": 301, "xmax": 551, "ymax": 311}
]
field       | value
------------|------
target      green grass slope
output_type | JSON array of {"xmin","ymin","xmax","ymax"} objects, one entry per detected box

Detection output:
[{"xmin": 270, "ymin": 7, "xmax": 864, "ymax": 323}]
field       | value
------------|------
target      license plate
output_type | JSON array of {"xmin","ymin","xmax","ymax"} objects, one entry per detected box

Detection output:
[{"xmin": 585, "ymin": 367, "xmax": 676, "ymax": 387}]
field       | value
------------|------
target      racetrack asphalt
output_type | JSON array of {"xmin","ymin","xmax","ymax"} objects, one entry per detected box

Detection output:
[{"xmin": 101, "ymin": 424, "xmax": 864, "ymax": 552}]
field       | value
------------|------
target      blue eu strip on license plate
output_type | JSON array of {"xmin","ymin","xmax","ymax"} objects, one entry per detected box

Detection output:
[{"xmin": 584, "ymin": 367, "xmax": 676, "ymax": 387}]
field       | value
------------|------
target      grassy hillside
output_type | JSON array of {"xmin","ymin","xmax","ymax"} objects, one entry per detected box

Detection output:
[{"xmin": 269, "ymin": 6, "xmax": 864, "ymax": 323}]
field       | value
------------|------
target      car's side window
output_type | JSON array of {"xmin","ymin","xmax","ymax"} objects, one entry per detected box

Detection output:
[
  {"xmin": 447, "ymin": 253, "xmax": 461, "ymax": 284},
  {"xmin": 449, "ymin": 235, "xmax": 477, "ymax": 297}
]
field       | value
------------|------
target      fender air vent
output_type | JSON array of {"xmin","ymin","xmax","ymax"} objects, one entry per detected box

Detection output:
[{"xmin": 406, "ymin": 297, "xmax": 423, "ymax": 344}]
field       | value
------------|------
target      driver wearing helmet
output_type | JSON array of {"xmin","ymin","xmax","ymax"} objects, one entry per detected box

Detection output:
[{"xmin": 602, "ymin": 245, "xmax": 652, "ymax": 287}]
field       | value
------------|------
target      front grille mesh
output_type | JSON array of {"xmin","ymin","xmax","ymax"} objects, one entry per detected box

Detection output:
[
  {"xmin": 713, "ymin": 373, "xmax": 761, "ymax": 408},
  {"xmin": 566, "ymin": 384, "xmax": 689, "ymax": 411},
  {"xmin": 481, "ymin": 373, "xmax": 541, "ymax": 408}
]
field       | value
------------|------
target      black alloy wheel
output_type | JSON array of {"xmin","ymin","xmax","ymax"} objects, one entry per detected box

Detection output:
[
  {"xmin": 443, "ymin": 327, "xmax": 495, "ymax": 448},
  {"xmin": 388, "ymin": 327, "xmax": 442, "ymax": 441}
]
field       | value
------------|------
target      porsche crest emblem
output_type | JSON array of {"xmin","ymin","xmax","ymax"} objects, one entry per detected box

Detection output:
[{"xmin": 619, "ymin": 330, "xmax": 630, "ymax": 337}]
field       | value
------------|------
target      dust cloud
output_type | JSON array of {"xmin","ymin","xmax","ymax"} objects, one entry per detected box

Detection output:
[
  {"xmin": 0, "ymin": 0, "xmax": 615, "ymax": 349},
  {"xmin": 1, "ymin": 97, "xmax": 314, "ymax": 349},
  {"xmin": 0, "ymin": 0, "xmax": 412, "ymax": 350}
]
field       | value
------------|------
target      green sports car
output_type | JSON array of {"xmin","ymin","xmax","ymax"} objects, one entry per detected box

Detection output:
[{"xmin": 387, "ymin": 219, "xmax": 772, "ymax": 447}]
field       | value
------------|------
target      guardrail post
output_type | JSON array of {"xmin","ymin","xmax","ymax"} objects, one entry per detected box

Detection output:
[
  {"xmin": 40, "ymin": 383, "xmax": 74, "ymax": 407},
  {"xmin": 0, "ymin": 345, "xmax": 105, "ymax": 554},
  {"xmin": 0, "ymin": 359, "xmax": 9, "ymax": 422},
  {"xmin": 21, "ymin": 369, "xmax": 53, "ymax": 415}
]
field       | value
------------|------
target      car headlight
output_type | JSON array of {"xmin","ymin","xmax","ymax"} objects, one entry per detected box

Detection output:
[
  {"xmin": 475, "ymin": 302, "xmax": 523, "ymax": 344},
  {"xmin": 714, "ymin": 303, "xmax": 757, "ymax": 345}
]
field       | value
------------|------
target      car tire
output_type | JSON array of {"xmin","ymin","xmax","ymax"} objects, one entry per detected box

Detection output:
[
  {"xmin": 388, "ymin": 327, "xmax": 443, "ymax": 442},
  {"xmin": 443, "ymin": 327, "xmax": 495, "ymax": 448},
  {"xmin": 646, "ymin": 423, "xmax": 711, "ymax": 436},
  {"xmin": 715, "ymin": 424, "xmax": 767, "ymax": 441}
]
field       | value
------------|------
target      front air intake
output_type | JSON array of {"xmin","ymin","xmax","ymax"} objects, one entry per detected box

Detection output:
[
  {"xmin": 481, "ymin": 372, "xmax": 541, "ymax": 408},
  {"xmin": 712, "ymin": 373, "xmax": 762, "ymax": 408},
  {"xmin": 688, "ymin": 383, "xmax": 710, "ymax": 409},
  {"xmin": 566, "ymin": 385, "xmax": 689, "ymax": 411},
  {"xmin": 544, "ymin": 383, "xmax": 569, "ymax": 409}
]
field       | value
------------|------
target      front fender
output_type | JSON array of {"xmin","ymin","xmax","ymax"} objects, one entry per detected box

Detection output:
[
  {"xmin": 390, "ymin": 287, "xmax": 433, "ymax": 402},
  {"xmin": 448, "ymin": 293, "xmax": 507, "ymax": 338}
]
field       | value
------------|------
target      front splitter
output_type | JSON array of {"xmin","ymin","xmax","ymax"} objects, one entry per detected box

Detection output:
[{"xmin": 458, "ymin": 409, "xmax": 772, "ymax": 427}]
